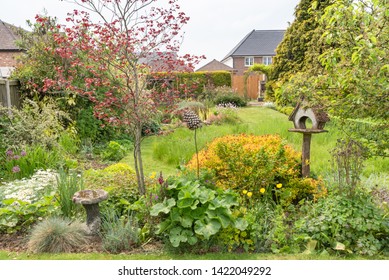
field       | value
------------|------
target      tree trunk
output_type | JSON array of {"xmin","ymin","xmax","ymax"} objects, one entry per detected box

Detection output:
[{"xmin": 133, "ymin": 126, "xmax": 145, "ymax": 195}]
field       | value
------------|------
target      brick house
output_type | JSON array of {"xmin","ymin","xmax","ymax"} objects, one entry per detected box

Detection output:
[
  {"xmin": 221, "ymin": 30, "xmax": 285, "ymax": 75},
  {"xmin": 220, "ymin": 30, "xmax": 284, "ymax": 99},
  {"xmin": 0, "ymin": 20, "xmax": 24, "ymax": 77}
]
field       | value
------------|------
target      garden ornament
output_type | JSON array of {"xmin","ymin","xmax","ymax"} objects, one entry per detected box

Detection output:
[
  {"xmin": 288, "ymin": 100, "xmax": 329, "ymax": 177},
  {"xmin": 72, "ymin": 189, "xmax": 108, "ymax": 235}
]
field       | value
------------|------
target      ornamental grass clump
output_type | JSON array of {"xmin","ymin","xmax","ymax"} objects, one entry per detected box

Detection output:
[{"xmin": 27, "ymin": 217, "xmax": 88, "ymax": 253}]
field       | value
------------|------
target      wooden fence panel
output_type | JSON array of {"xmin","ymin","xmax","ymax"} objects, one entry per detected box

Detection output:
[
  {"xmin": 0, "ymin": 79, "xmax": 21, "ymax": 109},
  {"xmin": 231, "ymin": 75, "xmax": 261, "ymax": 99}
]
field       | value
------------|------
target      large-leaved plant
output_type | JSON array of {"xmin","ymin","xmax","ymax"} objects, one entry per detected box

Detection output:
[{"xmin": 150, "ymin": 178, "xmax": 247, "ymax": 248}]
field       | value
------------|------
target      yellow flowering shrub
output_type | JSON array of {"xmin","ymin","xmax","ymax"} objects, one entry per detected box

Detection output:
[{"xmin": 187, "ymin": 134, "xmax": 326, "ymax": 204}]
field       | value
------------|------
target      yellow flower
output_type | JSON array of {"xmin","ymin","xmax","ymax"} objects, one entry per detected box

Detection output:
[
  {"xmin": 276, "ymin": 183, "xmax": 283, "ymax": 189},
  {"xmin": 260, "ymin": 188, "xmax": 266, "ymax": 194},
  {"xmin": 149, "ymin": 172, "xmax": 157, "ymax": 179},
  {"xmin": 247, "ymin": 191, "xmax": 253, "ymax": 198},
  {"xmin": 242, "ymin": 190, "xmax": 248, "ymax": 195}
]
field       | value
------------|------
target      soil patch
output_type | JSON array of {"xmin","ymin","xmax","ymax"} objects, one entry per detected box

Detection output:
[{"xmin": 0, "ymin": 232, "xmax": 163, "ymax": 255}]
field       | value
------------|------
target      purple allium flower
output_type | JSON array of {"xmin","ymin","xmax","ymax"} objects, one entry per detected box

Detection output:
[
  {"xmin": 6, "ymin": 149, "xmax": 13, "ymax": 157},
  {"xmin": 13, "ymin": 155, "xmax": 20, "ymax": 160},
  {"xmin": 155, "ymin": 195, "xmax": 159, "ymax": 201},
  {"xmin": 12, "ymin": 165, "xmax": 21, "ymax": 173},
  {"xmin": 20, "ymin": 150, "xmax": 27, "ymax": 157}
]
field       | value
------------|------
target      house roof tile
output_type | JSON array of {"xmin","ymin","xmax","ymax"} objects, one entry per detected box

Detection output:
[
  {"xmin": 222, "ymin": 29, "xmax": 285, "ymax": 61},
  {"xmin": 196, "ymin": 59, "xmax": 234, "ymax": 72},
  {"xmin": 0, "ymin": 20, "xmax": 21, "ymax": 51}
]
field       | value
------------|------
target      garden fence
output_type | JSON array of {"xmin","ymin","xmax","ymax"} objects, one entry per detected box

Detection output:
[
  {"xmin": 0, "ymin": 79, "xmax": 21, "ymax": 109},
  {"xmin": 231, "ymin": 74, "xmax": 263, "ymax": 100}
]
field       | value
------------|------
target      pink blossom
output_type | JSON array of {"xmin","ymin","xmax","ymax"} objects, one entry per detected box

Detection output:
[{"xmin": 12, "ymin": 165, "xmax": 21, "ymax": 173}]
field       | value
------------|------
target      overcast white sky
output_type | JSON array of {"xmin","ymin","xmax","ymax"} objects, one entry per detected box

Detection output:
[{"xmin": 0, "ymin": 0, "xmax": 300, "ymax": 68}]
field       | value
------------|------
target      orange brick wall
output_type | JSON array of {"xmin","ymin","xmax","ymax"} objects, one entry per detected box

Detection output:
[{"xmin": 0, "ymin": 51, "xmax": 20, "ymax": 67}]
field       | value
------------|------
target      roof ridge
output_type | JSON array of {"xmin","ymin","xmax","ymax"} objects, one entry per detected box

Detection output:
[
  {"xmin": 221, "ymin": 29, "xmax": 285, "ymax": 60},
  {"xmin": 221, "ymin": 29, "xmax": 255, "ymax": 62},
  {"xmin": 1, "ymin": 20, "xmax": 18, "ymax": 41},
  {"xmin": 0, "ymin": 20, "xmax": 22, "ymax": 50}
]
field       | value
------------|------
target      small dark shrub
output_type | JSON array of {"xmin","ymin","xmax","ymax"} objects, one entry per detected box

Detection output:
[
  {"xmin": 101, "ymin": 141, "xmax": 127, "ymax": 161},
  {"xmin": 214, "ymin": 94, "xmax": 247, "ymax": 107}
]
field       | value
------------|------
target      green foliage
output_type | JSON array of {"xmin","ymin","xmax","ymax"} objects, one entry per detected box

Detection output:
[
  {"xmin": 83, "ymin": 163, "xmax": 140, "ymax": 216},
  {"xmin": 268, "ymin": 0, "xmax": 334, "ymax": 100},
  {"xmin": 150, "ymin": 178, "xmax": 247, "ymax": 248},
  {"xmin": 27, "ymin": 217, "xmax": 88, "ymax": 253},
  {"xmin": 58, "ymin": 129, "xmax": 80, "ymax": 156},
  {"xmin": 0, "ymin": 99, "xmax": 70, "ymax": 150},
  {"xmin": 0, "ymin": 146, "xmax": 61, "ymax": 180},
  {"xmin": 271, "ymin": 0, "xmax": 388, "ymax": 156},
  {"xmin": 75, "ymin": 107, "xmax": 113, "ymax": 142},
  {"xmin": 55, "ymin": 169, "xmax": 84, "ymax": 218},
  {"xmin": 142, "ymin": 120, "xmax": 161, "ymax": 136},
  {"xmin": 296, "ymin": 191, "xmax": 389, "ymax": 256},
  {"xmin": 214, "ymin": 93, "xmax": 247, "ymax": 107},
  {"xmin": 176, "ymin": 100, "xmax": 209, "ymax": 121},
  {"xmin": 100, "ymin": 208, "xmax": 140, "ymax": 253},
  {"xmin": 209, "ymin": 104, "xmax": 241, "ymax": 125},
  {"xmin": 0, "ymin": 196, "xmax": 58, "ymax": 233},
  {"xmin": 150, "ymin": 71, "xmax": 231, "ymax": 98},
  {"xmin": 330, "ymin": 138, "xmax": 368, "ymax": 194},
  {"xmin": 101, "ymin": 141, "xmax": 128, "ymax": 161}
]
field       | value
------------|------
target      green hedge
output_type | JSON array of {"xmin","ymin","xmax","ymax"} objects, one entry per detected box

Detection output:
[{"xmin": 149, "ymin": 71, "xmax": 231, "ymax": 98}]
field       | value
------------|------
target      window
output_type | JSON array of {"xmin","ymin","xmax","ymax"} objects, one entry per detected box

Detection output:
[
  {"xmin": 244, "ymin": 56, "xmax": 254, "ymax": 66},
  {"xmin": 263, "ymin": 56, "xmax": 272, "ymax": 65}
]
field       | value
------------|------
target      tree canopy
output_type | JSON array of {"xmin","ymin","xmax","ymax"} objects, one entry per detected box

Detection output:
[{"xmin": 271, "ymin": 0, "xmax": 389, "ymax": 156}]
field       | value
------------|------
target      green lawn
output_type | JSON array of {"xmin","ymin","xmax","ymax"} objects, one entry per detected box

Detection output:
[
  {"xmin": 1, "ymin": 250, "xmax": 386, "ymax": 260},
  {"xmin": 123, "ymin": 106, "xmax": 388, "ymax": 178}
]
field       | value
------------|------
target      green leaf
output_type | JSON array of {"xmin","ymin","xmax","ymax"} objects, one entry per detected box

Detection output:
[
  {"xmin": 0, "ymin": 216, "xmax": 18, "ymax": 228},
  {"xmin": 169, "ymin": 227, "xmax": 187, "ymax": 247},
  {"xmin": 155, "ymin": 219, "xmax": 171, "ymax": 234},
  {"xmin": 333, "ymin": 242, "xmax": 346, "ymax": 251},
  {"xmin": 206, "ymin": 208, "xmax": 233, "ymax": 228},
  {"xmin": 194, "ymin": 218, "xmax": 221, "ymax": 239},
  {"xmin": 170, "ymin": 208, "xmax": 181, "ymax": 222},
  {"xmin": 190, "ymin": 207, "xmax": 206, "ymax": 219},
  {"xmin": 197, "ymin": 187, "xmax": 215, "ymax": 204},
  {"xmin": 234, "ymin": 218, "xmax": 248, "ymax": 231},
  {"xmin": 180, "ymin": 215, "xmax": 193, "ymax": 228},
  {"xmin": 177, "ymin": 198, "xmax": 199, "ymax": 209},
  {"xmin": 150, "ymin": 198, "xmax": 176, "ymax": 216}
]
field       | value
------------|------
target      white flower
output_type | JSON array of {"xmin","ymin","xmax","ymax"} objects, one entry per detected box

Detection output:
[{"xmin": 0, "ymin": 169, "xmax": 58, "ymax": 203}]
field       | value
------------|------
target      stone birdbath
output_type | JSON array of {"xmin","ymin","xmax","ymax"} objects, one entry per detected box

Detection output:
[{"xmin": 72, "ymin": 189, "xmax": 108, "ymax": 235}]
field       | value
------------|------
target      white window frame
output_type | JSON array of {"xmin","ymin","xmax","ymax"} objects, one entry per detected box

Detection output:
[
  {"xmin": 263, "ymin": 56, "xmax": 272, "ymax": 65},
  {"xmin": 244, "ymin": 56, "xmax": 254, "ymax": 66}
]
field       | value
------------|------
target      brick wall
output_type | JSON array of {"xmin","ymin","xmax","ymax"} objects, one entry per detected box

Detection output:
[
  {"xmin": 233, "ymin": 56, "xmax": 264, "ymax": 75},
  {"xmin": 0, "ymin": 51, "xmax": 20, "ymax": 67}
]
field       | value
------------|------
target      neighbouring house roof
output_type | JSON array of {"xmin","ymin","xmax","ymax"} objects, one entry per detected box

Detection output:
[
  {"xmin": 138, "ymin": 52, "xmax": 193, "ymax": 72},
  {"xmin": 222, "ymin": 29, "xmax": 285, "ymax": 61},
  {"xmin": 195, "ymin": 59, "xmax": 234, "ymax": 72},
  {"xmin": 0, "ymin": 20, "xmax": 22, "ymax": 51}
]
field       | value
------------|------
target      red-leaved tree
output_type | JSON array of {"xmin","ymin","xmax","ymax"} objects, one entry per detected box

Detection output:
[{"xmin": 43, "ymin": 0, "xmax": 203, "ymax": 194}]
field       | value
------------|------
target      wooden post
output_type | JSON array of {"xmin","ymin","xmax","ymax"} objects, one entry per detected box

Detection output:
[
  {"xmin": 302, "ymin": 133, "xmax": 312, "ymax": 177},
  {"xmin": 5, "ymin": 79, "xmax": 12, "ymax": 115}
]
